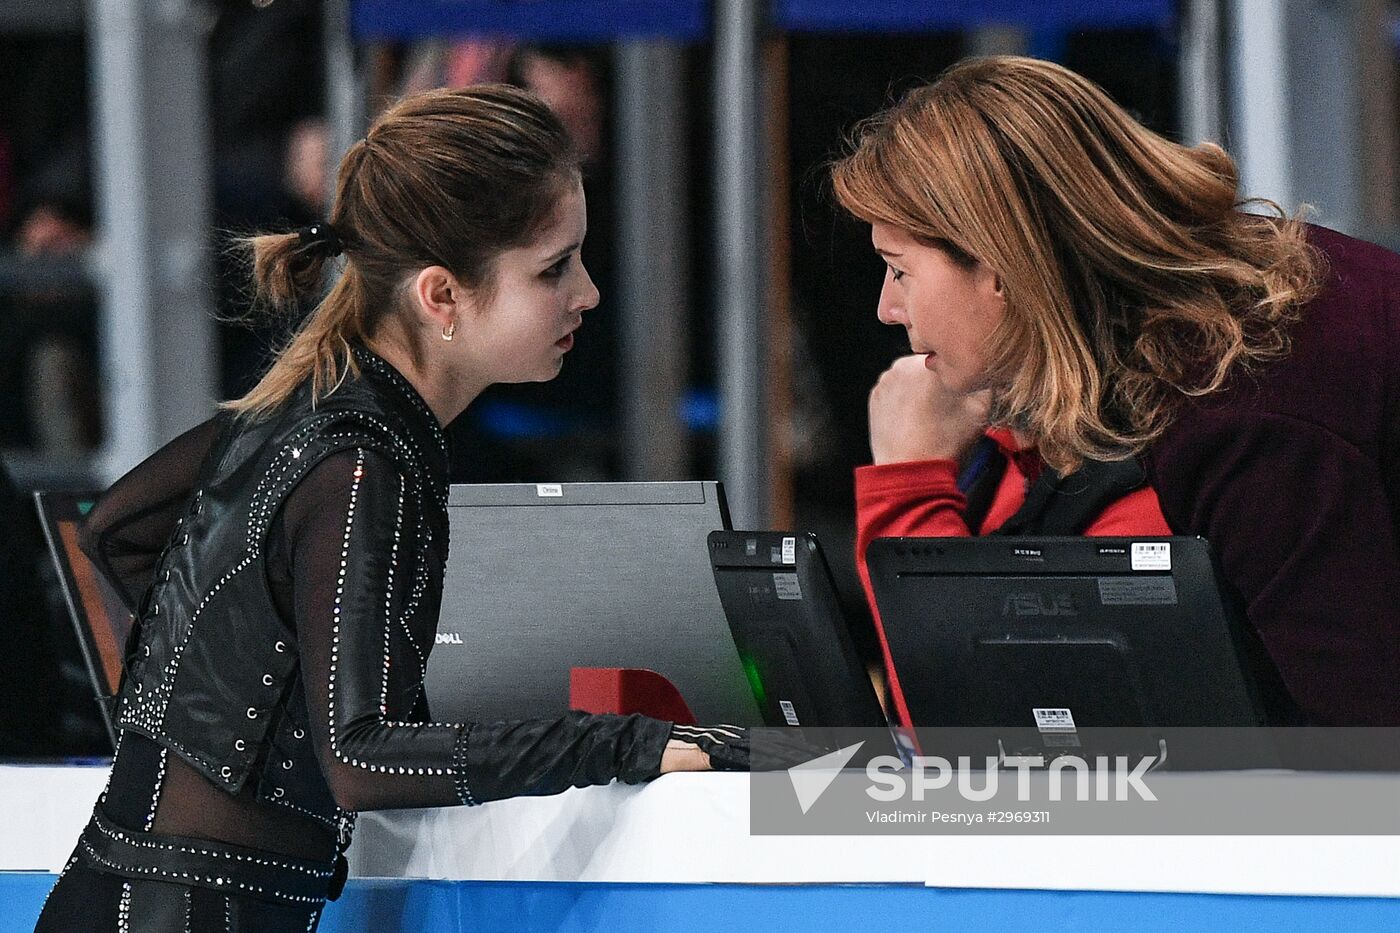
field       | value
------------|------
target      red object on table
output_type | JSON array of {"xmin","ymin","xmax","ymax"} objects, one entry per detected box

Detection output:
[{"xmin": 569, "ymin": 667, "xmax": 698, "ymax": 725}]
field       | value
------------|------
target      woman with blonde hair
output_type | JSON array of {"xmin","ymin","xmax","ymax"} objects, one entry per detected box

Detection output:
[
  {"xmin": 37, "ymin": 85, "xmax": 747, "ymax": 932},
  {"xmin": 833, "ymin": 56, "xmax": 1399, "ymax": 728}
]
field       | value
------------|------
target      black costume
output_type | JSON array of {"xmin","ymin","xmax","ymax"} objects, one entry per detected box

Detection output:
[{"xmin": 36, "ymin": 347, "xmax": 694, "ymax": 932}]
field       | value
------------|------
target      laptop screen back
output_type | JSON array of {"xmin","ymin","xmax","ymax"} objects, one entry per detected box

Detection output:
[
  {"xmin": 708, "ymin": 531, "xmax": 887, "ymax": 729},
  {"xmin": 866, "ymin": 536, "xmax": 1265, "ymax": 732},
  {"xmin": 425, "ymin": 481, "xmax": 761, "ymax": 725}
]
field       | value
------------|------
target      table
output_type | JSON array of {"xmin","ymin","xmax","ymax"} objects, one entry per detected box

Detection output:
[{"xmin": 3, "ymin": 764, "xmax": 1398, "ymax": 931}]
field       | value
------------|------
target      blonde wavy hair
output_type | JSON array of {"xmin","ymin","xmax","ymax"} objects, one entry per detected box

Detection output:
[{"xmin": 832, "ymin": 56, "xmax": 1323, "ymax": 475}]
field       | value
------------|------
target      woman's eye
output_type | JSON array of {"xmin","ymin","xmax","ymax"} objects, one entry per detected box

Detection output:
[
  {"xmin": 542, "ymin": 255, "xmax": 570, "ymax": 280},
  {"xmin": 888, "ymin": 265, "xmax": 906, "ymax": 283}
]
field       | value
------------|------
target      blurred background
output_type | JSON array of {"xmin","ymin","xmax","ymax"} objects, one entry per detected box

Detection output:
[{"xmin": 2, "ymin": 0, "xmax": 1398, "ymax": 755}]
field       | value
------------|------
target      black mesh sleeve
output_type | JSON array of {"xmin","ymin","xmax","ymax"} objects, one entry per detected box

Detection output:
[
  {"xmin": 285, "ymin": 448, "xmax": 672, "ymax": 812},
  {"xmin": 78, "ymin": 415, "xmax": 228, "ymax": 610}
]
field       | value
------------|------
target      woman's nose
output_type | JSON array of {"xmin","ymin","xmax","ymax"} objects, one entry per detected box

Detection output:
[
  {"xmin": 876, "ymin": 277, "xmax": 904, "ymax": 326},
  {"xmin": 576, "ymin": 264, "xmax": 601, "ymax": 313}
]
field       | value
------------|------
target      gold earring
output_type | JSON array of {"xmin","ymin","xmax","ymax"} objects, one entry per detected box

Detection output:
[{"xmin": 442, "ymin": 321, "xmax": 456, "ymax": 342}]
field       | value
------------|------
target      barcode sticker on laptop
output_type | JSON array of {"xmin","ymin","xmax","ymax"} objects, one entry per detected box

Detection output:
[
  {"xmin": 781, "ymin": 536, "xmax": 796, "ymax": 565},
  {"xmin": 1130, "ymin": 542, "xmax": 1171, "ymax": 571},
  {"xmin": 773, "ymin": 572, "xmax": 802, "ymax": 600},
  {"xmin": 778, "ymin": 699, "xmax": 801, "ymax": 726},
  {"xmin": 1033, "ymin": 708, "xmax": 1077, "ymax": 733}
]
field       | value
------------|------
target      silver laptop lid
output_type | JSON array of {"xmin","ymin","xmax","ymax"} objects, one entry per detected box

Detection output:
[{"xmin": 425, "ymin": 480, "xmax": 761, "ymax": 725}]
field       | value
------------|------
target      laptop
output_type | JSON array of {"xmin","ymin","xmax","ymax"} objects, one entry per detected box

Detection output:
[
  {"xmin": 707, "ymin": 530, "xmax": 888, "ymax": 729},
  {"xmin": 33, "ymin": 491, "xmax": 132, "ymax": 749},
  {"xmin": 707, "ymin": 530, "xmax": 903, "ymax": 766},
  {"xmin": 425, "ymin": 481, "xmax": 762, "ymax": 725},
  {"xmin": 865, "ymin": 536, "xmax": 1271, "ymax": 769}
]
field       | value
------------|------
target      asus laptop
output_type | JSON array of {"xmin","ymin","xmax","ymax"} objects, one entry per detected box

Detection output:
[{"xmin": 865, "ymin": 536, "xmax": 1271, "ymax": 769}]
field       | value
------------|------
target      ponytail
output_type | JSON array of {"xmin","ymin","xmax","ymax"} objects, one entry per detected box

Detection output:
[
  {"xmin": 223, "ymin": 224, "xmax": 368, "ymax": 418},
  {"xmin": 248, "ymin": 228, "xmax": 337, "ymax": 309}
]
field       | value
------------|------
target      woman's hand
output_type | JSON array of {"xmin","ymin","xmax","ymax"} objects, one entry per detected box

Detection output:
[
  {"xmin": 659, "ymin": 738, "xmax": 712, "ymax": 773},
  {"xmin": 658, "ymin": 726, "xmax": 835, "ymax": 774},
  {"xmin": 868, "ymin": 354, "xmax": 992, "ymax": 465},
  {"xmin": 661, "ymin": 725, "xmax": 749, "ymax": 772}
]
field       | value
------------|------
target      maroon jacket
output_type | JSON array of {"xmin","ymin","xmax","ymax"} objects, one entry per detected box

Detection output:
[{"xmin": 1145, "ymin": 225, "xmax": 1400, "ymax": 725}]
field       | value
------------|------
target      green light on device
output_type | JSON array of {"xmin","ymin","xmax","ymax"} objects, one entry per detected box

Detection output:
[{"xmin": 740, "ymin": 653, "xmax": 766, "ymax": 708}]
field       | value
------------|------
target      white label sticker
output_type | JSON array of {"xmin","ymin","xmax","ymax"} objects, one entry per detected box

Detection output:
[
  {"xmin": 773, "ymin": 572, "xmax": 803, "ymax": 600},
  {"xmin": 1033, "ymin": 707, "xmax": 1077, "ymax": 734},
  {"xmin": 535, "ymin": 484, "xmax": 563, "ymax": 497},
  {"xmin": 781, "ymin": 536, "xmax": 797, "ymax": 565},
  {"xmin": 778, "ymin": 699, "xmax": 801, "ymax": 726},
  {"xmin": 1098, "ymin": 577, "xmax": 1179, "ymax": 606},
  {"xmin": 1131, "ymin": 542, "xmax": 1171, "ymax": 571}
]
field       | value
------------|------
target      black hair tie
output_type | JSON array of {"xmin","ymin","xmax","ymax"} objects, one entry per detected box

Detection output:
[{"xmin": 297, "ymin": 222, "xmax": 344, "ymax": 258}]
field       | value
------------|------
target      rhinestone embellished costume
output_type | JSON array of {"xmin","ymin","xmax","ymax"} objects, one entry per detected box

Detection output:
[{"xmin": 37, "ymin": 347, "xmax": 672, "ymax": 932}]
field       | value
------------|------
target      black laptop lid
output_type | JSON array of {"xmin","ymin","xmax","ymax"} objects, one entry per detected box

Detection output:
[
  {"xmin": 865, "ymin": 536, "xmax": 1265, "ymax": 733},
  {"xmin": 708, "ymin": 531, "xmax": 888, "ymax": 730},
  {"xmin": 425, "ymin": 481, "xmax": 761, "ymax": 725}
]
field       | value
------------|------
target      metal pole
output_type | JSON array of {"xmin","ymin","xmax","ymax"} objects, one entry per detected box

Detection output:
[
  {"xmin": 324, "ymin": 0, "xmax": 366, "ymax": 186},
  {"xmin": 1278, "ymin": 0, "xmax": 1360, "ymax": 232},
  {"xmin": 87, "ymin": 0, "xmax": 216, "ymax": 480},
  {"xmin": 616, "ymin": 42, "xmax": 689, "ymax": 480},
  {"xmin": 1355, "ymin": 0, "xmax": 1398, "ymax": 232},
  {"xmin": 1228, "ymin": 1, "xmax": 1366, "ymax": 231},
  {"xmin": 1180, "ymin": 0, "xmax": 1224, "ymax": 146},
  {"xmin": 1226, "ymin": 0, "xmax": 1293, "ymax": 210},
  {"xmin": 713, "ymin": 0, "xmax": 767, "ymax": 527}
]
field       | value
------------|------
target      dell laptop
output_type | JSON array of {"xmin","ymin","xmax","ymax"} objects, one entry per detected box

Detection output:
[{"xmin": 426, "ymin": 481, "xmax": 761, "ymax": 725}]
